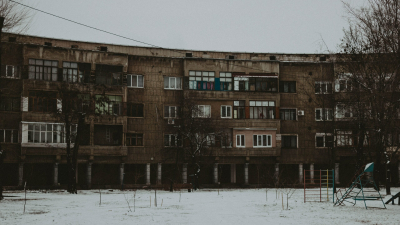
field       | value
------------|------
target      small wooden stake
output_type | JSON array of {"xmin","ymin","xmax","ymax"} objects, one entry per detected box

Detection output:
[{"xmin": 23, "ymin": 182, "xmax": 27, "ymax": 213}]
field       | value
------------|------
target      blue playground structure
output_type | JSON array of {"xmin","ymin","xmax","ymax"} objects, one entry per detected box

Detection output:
[{"xmin": 334, "ymin": 162, "xmax": 386, "ymax": 209}]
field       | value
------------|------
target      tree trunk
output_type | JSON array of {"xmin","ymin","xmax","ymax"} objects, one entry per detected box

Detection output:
[
  {"xmin": 355, "ymin": 125, "xmax": 365, "ymax": 175},
  {"xmin": 70, "ymin": 113, "xmax": 85, "ymax": 194},
  {"xmin": 385, "ymin": 163, "xmax": 391, "ymax": 195}
]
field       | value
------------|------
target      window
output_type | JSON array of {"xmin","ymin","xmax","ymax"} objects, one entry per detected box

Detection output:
[
  {"xmin": 233, "ymin": 101, "xmax": 246, "ymax": 119},
  {"xmin": 206, "ymin": 134, "xmax": 215, "ymax": 146},
  {"xmin": 126, "ymin": 133, "xmax": 143, "ymax": 146},
  {"xmin": 280, "ymin": 109, "xmax": 296, "ymax": 120},
  {"xmin": 315, "ymin": 108, "xmax": 333, "ymax": 121},
  {"xmin": 189, "ymin": 71, "xmax": 215, "ymax": 90},
  {"xmin": 221, "ymin": 132, "xmax": 232, "ymax": 148},
  {"xmin": 127, "ymin": 74, "xmax": 144, "ymax": 88},
  {"xmin": 249, "ymin": 101, "xmax": 276, "ymax": 119},
  {"xmin": 29, "ymin": 59, "xmax": 58, "ymax": 81},
  {"xmin": 280, "ymin": 81, "xmax": 296, "ymax": 93},
  {"xmin": 164, "ymin": 76, "xmax": 182, "ymax": 90},
  {"xmin": 62, "ymin": 62, "xmax": 91, "ymax": 83},
  {"xmin": 335, "ymin": 104, "xmax": 352, "ymax": 119},
  {"xmin": 219, "ymin": 72, "xmax": 232, "ymax": 91},
  {"xmin": 63, "ymin": 62, "xmax": 79, "ymax": 82},
  {"xmin": 0, "ymin": 129, "xmax": 18, "ymax": 143},
  {"xmin": 234, "ymin": 77, "xmax": 278, "ymax": 92},
  {"xmin": 27, "ymin": 123, "xmax": 76, "ymax": 143},
  {"xmin": 236, "ymin": 134, "xmax": 245, "ymax": 147},
  {"xmin": 95, "ymin": 64, "xmax": 123, "ymax": 85},
  {"xmin": 193, "ymin": 105, "xmax": 211, "ymax": 118},
  {"xmin": 281, "ymin": 136, "xmax": 297, "ymax": 148},
  {"xmin": 164, "ymin": 134, "xmax": 181, "ymax": 147},
  {"xmin": 253, "ymin": 134, "xmax": 272, "ymax": 147},
  {"xmin": 335, "ymin": 73, "xmax": 355, "ymax": 92},
  {"xmin": 28, "ymin": 91, "xmax": 57, "ymax": 113},
  {"xmin": 315, "ymin": 134, "xmax": 333, "ymax": 147},
  {"xmin": 336, "ymin": 131, "xmax": 353, "ymax": 146},
  {"xmin": 221, "ymin": 105, "xmax": 232, "ymax": 118},
  {"xmin": 0, "ymin": 97, "xmax": 20, "ymax": 112},
  {"xmin": 164, "ymin": 106, "xmax": 178, "ymax": 118},
  {"xmin": 95, "ymin": 95, "xmax": 122, "ymax": 115},
  {"xmin": 0, "ymin": 65, "xmax": 19, "ymax": 78},
  {"xmin": 315, "ymin": 82, "xmax": 332, "ymax": 94},
  {"xmin": 127, "ymin": 103, "xmax": 144, "ymax": 117}
]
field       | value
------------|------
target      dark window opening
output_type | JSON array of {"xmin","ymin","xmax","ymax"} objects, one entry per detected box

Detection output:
[
  {"xmin": 127, "ymin": 103, "xmax": 144, "ymax": 117},
  {"xmin": 71, "ymin": 45, "xmax": 79, "ymax": 49},
  {"xmin": 8, "ymin": 37, "xmax": 16, "ymax": 42},
  {"xmin": 185, "ymin": 53, "xmax": 193, "ymax": 57},
  {"xmin": 99, "ymin": 46, "xmax": 108, "ymax": 51},
  {"xmin": 94, "ymin": 125, "xmax": 122, "ymax": 146},
  {"xmin": 28, "ymin": 91, "xmax": 57, "ymax": 113},
  {"xmin": 279, "ymin": 81, "xmax": 296, "ymax": 93},
  {"xmin": 0, "ymin": 97, "xmax": 20, "ymax": 112},
  {"xmin": 270, "ymin": 56, "xmax": 276, "ymax": 60},
  {"xmin": 95, "ymin": 64, "xmax": 123, "ymax": 85},
  {"xmin": 126, "ymin": 133, "xmax": 143, "ymax": 146},
  {"xmin": 282, "ymin": 136, "xmax": 297, "ymax": 148},
  {"xmin": 280, "ymin": 109, "xmax": 296, "ymax": 120},
  {"xmin": 44, "ymin": 42, "xmax": 52, "ymax": 47}
]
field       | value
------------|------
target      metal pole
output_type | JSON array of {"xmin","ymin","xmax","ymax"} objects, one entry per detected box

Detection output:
[
  {"xmin": 320, "ymin": 170, "xmax": 322, "ymax": 202},
  {"xmin": 326, "ymin": 170, "xmax": 329, "ymax": 201},
  {"xmin": 332, "ymin": 169, "xmax": 335, "ymax": 203},
  {"xmin": 303, "ymin": 169, "xmax": 306, "ymax": 203}
]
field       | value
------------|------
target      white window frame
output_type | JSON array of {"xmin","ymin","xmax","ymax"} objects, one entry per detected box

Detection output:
[
  {"xmin": 253, "ymin": 134, "xmax": 272, "ymax": 148},
  {"xmin": 193, "ymin": 105, "xmax": 211, "ymax": 118},
  {"xmin": 336, "ymin": 130, "xmax": 353, "ymax": 147},
  {"xmin": 6, "ymin": 65, "xmax": 15, "ymax": 78},
  {"xmin": 127, "ymin": 74, "xmax": 144, "ymax": 88},
  {"xmin": 25, "ymin": 122, "xmax": 77, "ymax": 144},
  {"xmin": 164, "ymin": 76, "xmax": 182, "ymax": 90},
  {"xmin": 315, "ymin": 133, "xmax": 333, "ymax": 148},
  {"xmin": 315, "ymin": 108, "xmax": 333, "ymax": 121},
  {"xmin": 315, "ymin": 81, "xmax": 332, "ymax": 94},
  {"xmin": 335, "ymin": 104, "xmax": 353, "ymax": 119},
  {"xmin": 164, "ymin": 106, "xmax": 178, "ymax": 118},
  {"xmin": 221, "ymin": 105, "xmax": 232, "ymax": 118},
  {"xmin": 236, "ymin": 134, "xmax": 245, "ymax": 147}
]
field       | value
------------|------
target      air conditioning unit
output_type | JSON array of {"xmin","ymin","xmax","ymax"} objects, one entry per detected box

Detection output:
[
  {"xmin": 297, "ymin": 110, "xmax": 305, "ymax": 116},
  {"xmin": 168, "ymin": 118, "xmax": 175, "ymax": 124}
]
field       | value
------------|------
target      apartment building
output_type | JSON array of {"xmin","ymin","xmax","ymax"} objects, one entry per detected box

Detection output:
[{"xmin": 0, "ymin": 33, "xmax": 399, "ymax": 189}]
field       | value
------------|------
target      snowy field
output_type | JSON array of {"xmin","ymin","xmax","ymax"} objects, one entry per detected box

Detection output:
[{"xmin": 1, "ymin": 188, "xmax": 400, "ymax": 225}]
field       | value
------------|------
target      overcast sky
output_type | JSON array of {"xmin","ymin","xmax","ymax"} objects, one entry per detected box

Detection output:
[{"xmin": 20, "ymin": 0, "xmax": 363, "ymax": 54}]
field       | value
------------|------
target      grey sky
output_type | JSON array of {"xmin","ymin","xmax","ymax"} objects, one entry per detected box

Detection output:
[{"xmin": 23, "ymin": 0, "xmax": 358, "ymax": 53}]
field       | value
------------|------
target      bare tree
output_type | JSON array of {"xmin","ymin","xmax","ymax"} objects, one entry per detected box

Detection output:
[
  {"xmin": 0, "ymin": 1, "xmax": 32, "ymax": 200},
  {"xmin": 175, "ymin": 97, "xmax": 225, "ymax": 189},
  {"xmin": 337, "ymin": 0, "xmax": 400, "ymax": 194},
  {"xmin": 0, "ymin": 0, "xmax": 32, "ymax": 33},
  {"xmin": 53, "ymin": 83, "xmax": 112, "ymax": 193}
]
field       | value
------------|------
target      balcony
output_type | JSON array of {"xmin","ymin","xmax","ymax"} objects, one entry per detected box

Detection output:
[{"xmin": 212, "ymin": 147, "xmax": 280, "ymax": 157}]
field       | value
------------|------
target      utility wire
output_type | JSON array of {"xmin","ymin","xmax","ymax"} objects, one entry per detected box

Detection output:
[{"xmin": 10, "ymin": 0, "xmax": 311, "ymax": 74}]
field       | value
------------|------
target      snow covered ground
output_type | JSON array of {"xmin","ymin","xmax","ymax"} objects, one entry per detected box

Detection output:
[{"xmin": 1, "ymin": 188, "xmax": 400, "ymax": 225}]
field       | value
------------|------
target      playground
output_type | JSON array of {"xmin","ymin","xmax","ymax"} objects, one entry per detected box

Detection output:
[{"xmin": 1, "ymin": 187, "xmax": 400, "ymax": 225}]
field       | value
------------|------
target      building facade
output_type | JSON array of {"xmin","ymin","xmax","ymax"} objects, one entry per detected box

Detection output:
[{"xmin": 0, "ymin": 33, "xmax": 399, "ymax": 189}]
